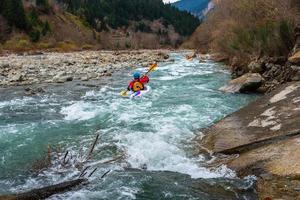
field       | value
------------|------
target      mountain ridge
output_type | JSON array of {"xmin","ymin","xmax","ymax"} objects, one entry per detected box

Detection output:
[{"xmin": 172, "ymin": 0, "xmax": 212, "ymax": 18}]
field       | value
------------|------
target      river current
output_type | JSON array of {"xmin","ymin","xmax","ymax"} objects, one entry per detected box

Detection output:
[{"xmin": 0, "ymin": 53, "xmax": 257, "ymax": 199}]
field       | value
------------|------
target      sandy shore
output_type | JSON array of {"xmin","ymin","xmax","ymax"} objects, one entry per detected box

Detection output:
[{"xmin": 0, "ymin": 50, "xmax": 170, "ymax": 87}]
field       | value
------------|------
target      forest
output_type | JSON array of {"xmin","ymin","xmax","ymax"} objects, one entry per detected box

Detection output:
[{"xmin": 0, "ymin": 0, "xmax": 200, "ymax": 44}]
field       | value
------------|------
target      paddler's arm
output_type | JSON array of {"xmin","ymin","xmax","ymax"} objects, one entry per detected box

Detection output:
[{"xmin": 140, "ymin": 75, "xmax": 149, "ymax": 84}]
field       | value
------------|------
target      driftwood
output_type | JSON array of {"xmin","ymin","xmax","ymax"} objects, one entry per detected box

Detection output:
[
  {"xmin": 0, "ymin": 133, "xmax": 123, "ymax": 200},
  {"xmin": 0, "ymin": 178, "xmax": 87, "ymax": 200}
]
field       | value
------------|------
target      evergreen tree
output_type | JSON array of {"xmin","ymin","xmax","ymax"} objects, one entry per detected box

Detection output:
[
  {"xmin": 36, "ymin": 0, "xmax": 50, "ymax": 13},
  {"xmin": 2, "ymin": 0, "xmax": 28, "ymax": 30},
  {"xmin": 56, "ymin": 0, "xmax": 200, "ymax": 36}
]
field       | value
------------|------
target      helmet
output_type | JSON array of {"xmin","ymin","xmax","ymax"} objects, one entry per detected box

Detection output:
[{"xmin": 133, "ymin": 72, "xmax": 141, "ymax": 79}]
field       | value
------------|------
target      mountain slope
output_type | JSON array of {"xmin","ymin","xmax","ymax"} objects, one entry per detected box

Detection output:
[
  {"xmin": 172, "ymin": 0, "xmax": 211, "ymax": 18},
  {"xmin": 0, "ymin": 0, "xmax": 200, "ymax": 52}
]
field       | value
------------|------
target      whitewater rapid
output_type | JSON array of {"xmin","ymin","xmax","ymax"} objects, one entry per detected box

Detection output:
[{"xmin": 0, "ymin": 53, "xmax": 257, "ymax": 199}]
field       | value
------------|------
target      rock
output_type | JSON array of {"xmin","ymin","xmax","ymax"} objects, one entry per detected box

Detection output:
[
  {"xmin": 248, "ymin": 60, "xmax": 264, "ymax": 73},
  {"xmin": 219, "ymin": 73, "xmax": 264, "ymax": 93},
  {"xmin": 291, "ymin": 65, "xmax": 300, "ymax": 81},
  {"xmin": 10, "ymin": 74, "xmax": 24, "ymax": 82},
  {"xmin": 197, "ymin": 83, "xmax": 300, "ymax": 200},
  {"xmin": 24, "ymin": 87, "xmax": 46, "ymax": 95},
  {"xmin": 104, "ymin": 72, "xmax": 112, "ymax": 76},
  {"xmin": 210, "ymin": 53, "xmax": 229, "ymax": 62},
  {"xmin": 163, "ymin": 54, "xmax": 170, "ymax": 59},
  {"xmin": 0, "ymin": 50, "xmax": 169, "ymax": 86},
  {"xmin": 288, "ymin": 51, "xmax": 300, "ymax": 64},
  {"xmin": 54, "ymin": 75, "xmax": 73, "ymax": 83},
  {"xmin": 268, "ymin": 56, "xmax": 287, "ymax": 65},
  {"xmin": 231, "ymin": 66, "xmax": 246, "ymax": 79},
  {"xmin": 81, "ymin": 76, "xmax": 89, "ymax": 81},
  {"xmin": 0, "ymin": 75, "xmax": 7, "ymax": 81},
  {"xmin": 256, "ymin": 85, "xmax": 268, "ymax": 93}
]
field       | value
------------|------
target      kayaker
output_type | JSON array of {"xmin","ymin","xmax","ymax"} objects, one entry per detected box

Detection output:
[{"xmin": 127, "ymin": 72, "xmax": 149, "ymax": 92}]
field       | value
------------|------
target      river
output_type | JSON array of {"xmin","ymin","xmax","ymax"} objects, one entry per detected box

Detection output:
[{"xmin": 0, "ymin": 53, "xmax": 258, "ymax": 199}]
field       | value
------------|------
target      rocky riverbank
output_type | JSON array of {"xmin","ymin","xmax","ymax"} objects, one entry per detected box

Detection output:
[
  {"xmin": 0, "ymin": 50, "xmax": 170, "ymax": 87},
  {"xmin": 206, "ymin": 25, "xmax": 300, "ymax": 94},
  {"xmin": 197, "ymin": 81, "xmax": 300, "ymax": 199}
]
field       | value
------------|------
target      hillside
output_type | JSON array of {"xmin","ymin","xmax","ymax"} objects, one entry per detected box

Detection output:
[
  {"xmin": 0, "ymin": 0, "xmax": 200, "ymax": 52},
  {"xmin": 183, "ymin": 0, "xmax": 300, "ymax": 92},
  {"xmin": 184, "ymin": 0, "xmax": 299, "ymax": 59},
  {"xmin": 172, "ymin": 0, "xmax": 211, "ymax": 18}
]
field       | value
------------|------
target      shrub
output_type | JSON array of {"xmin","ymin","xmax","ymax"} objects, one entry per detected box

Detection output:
[
  {"xmin": 56, "ymin": 40, "xmax": 78, "ymax": 51},
  {"xmin": 42, "ymin": 21, "xmax": 51, "ymax": 36},
  {"xmin": 81, "ymin": 44, "xmax": 93, "ymax": 50},
  {"xmin": 3, "ymin": 38, "xmax": 31, "ymax": 51},
  {"xmin": 125, "ymin": 41, "xmax": 131, "ymax": 49},
  {"xmin": 38, "ymin": 42, "xmax": 55, "ymax": 49},
  {"xmin": 191, "ymin": 0, "xmax": 297, "ymax": 60},
  {"xmin": 29, "ymin": 30, "xmax": 41, "ymax": 42}
]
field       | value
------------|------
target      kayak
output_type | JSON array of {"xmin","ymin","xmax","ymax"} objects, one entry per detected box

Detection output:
[{"xmin": 123, "ymin": 86, "xmax": 151, "ymax": 99}]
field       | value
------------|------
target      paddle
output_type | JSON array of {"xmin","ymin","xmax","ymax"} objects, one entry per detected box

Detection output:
[{"xmin": 120, "ymin": 63, "xmax": 158, "ymax": 97}]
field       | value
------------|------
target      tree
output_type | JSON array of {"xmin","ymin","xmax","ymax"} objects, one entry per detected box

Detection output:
[
  {"xmin": 2, "ymin": 0, "xmax": 28, "ymax": 30},
  {"xmin": 36, "ymin": 0, "xmax": 50, "ymax": 13},
  {"xmin": 56, "ymin": 0, "xmax": 199, "ymax": 37}
]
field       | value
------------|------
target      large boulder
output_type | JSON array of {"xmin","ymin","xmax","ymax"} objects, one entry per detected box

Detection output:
[
  {"xmin": 288, "ymin": 51, "xmax": 300, "ymax": 64},
  {"xmin": 219, "ymin": 73, "xmax": 264, "ymax": 93}
]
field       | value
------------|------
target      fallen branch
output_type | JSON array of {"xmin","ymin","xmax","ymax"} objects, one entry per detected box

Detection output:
[
  {"xmin": 79, "ymin": 166, "xmax": 90, "ymax": 178},
  {"xmin": 88, "ymin": 168, "xmax": 98, "ymax": 177},
  {"xmin": 87, "ymin": 134, "xmax": 100, "ymax": 160},
  {"xmin": 100, "ymin": 170, "xmax": 111, "ymax": 178},
  {"xmin": 63, "ymin": 151, "xmax": 69, "ymax": 165},
  {"xmin": 0, "ymin": 179, "xmax": 87, "ymax": 200}
]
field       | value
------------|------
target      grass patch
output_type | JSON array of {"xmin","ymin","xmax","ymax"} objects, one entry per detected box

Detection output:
[
  {"xmin": 37, "ymin": 42, "xmax": 55, "ymax": 49},
  {"xmin": 81, "ymin": 44, "xmax": 94, "ymax": 50},
  {"xmin": 3, "ymin": 37, "xmax": 32, "ymax": 52},
  {"xmin": 56, "ymin": 40, "xmax": 78, "ymax": 52}
]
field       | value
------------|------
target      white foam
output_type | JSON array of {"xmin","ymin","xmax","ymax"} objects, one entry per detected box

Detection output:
[
  {"xmin": 0, "ymin": 97, "xmax": 35, "ymax": 108},
  {"xmin": 60, "ymin": 101, "xmax": 100, "ymax": 121}
]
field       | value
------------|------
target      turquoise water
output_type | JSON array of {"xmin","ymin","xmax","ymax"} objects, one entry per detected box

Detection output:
[{"xmin": 0, "ymin": 53, "xmax": 257, "ymax": 199}]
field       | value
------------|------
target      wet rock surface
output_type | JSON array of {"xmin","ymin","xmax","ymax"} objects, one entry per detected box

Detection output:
[
  {"xmin": 219, "ymin": 73, "xmax": 264, "ymax": 93},
  {"xmin": 0, "ymin": 50, "xmax": 169, "ymax": 87},
  {"xmin": 197, "ymin": 81, "xmax": 300, "ymax": 199}
]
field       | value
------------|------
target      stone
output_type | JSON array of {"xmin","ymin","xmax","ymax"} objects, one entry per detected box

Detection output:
[
  {"xmin": 210, "ymin": 53, "xmax": 229, "ymax": 62},
  {"xmin": 291, "ymin": 65, "xmax": 300, "ymax": 81},
  {"xmin": 288, "ymin": 51, "xmax": 300, "ymax": 64},
  {"xmin": 219, "ymin": 73, "xmax": 264, "ymax": 93},
  {"xmin": 54, "ymin": 75, "xmax": 73, "ymax": 83},
  {"xmin": 0, "ymin": 75, "xmax": 7, "ymax": 81},
  {"xmin": 198, "ymin": 82, "xmax": 300, "ymax": 199},
  {"xmin": 81, "ymin": 76, "xmax": 89, "ymax": 81},
  {"xmin": 248, "ymin": 60, "xmax": 264, "ymax": 73},
  {"xmin": 24, "ymin": 87, "xmax": 46, "ymax": 95},
  {"xmin": 10, "ymin": 74, "xmax": 24, "ymax": 82}
]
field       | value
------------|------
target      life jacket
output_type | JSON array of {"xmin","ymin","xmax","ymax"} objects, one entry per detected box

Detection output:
[
  {"xmin": 128, "ymin": 79, "xmax": 144, "ymax": 92},
  {"xmin": 128, "ymin": 76, "xmax": 149, "ymax": 92},
  {"xmin": 132, "ymin": 80, "xmax": 144, "ymax": 92}
]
